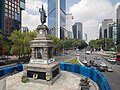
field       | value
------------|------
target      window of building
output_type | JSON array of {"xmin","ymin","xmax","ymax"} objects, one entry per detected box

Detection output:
[
  {"xmin": 12, "ymin": 16, "xmax": 14, "ymax": 19},
  {"xmin": 6, "ymin": 1, "xmax": 8, "ymax": 4},
  {"xmin": 9, "ymin": 10, "xmax": 11, "ymax": 14},
  {"xmin": 12, "ymin": 12, "xmax": 14, "ymax": 15},
  {"xmin": 9, "ymin": 2, "xmax": 11, "ymax": 5},
  {"xmin": 12, "ymin": 0, "xmax": 14, "ymax": 3},
  {"xmin": 5, "ymin": 13, "xmax": 8, "ymax": 17},
  {"xmin": 12, "ymin": 3, "xmax": 14, "ymax": 7},
  {"xmin": 9, "ymin": 14, "xmax": 11, "ymax": 18},
  {"xmin": 9, "ymin": 6, "xmax": 11, "ymax": 9},
  {"xmin": 5, "ymin": 9, "xmax": 8, "ymax": 13},
  {"xmin": 5, "ymin": 4, "xmax": 8, "ymax": 8},
  {"xmin": 12, "ymin": 7, "xmax": 14, "ymax": 11}
]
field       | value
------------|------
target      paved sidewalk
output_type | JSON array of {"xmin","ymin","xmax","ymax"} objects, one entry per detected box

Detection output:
[{"xmin": 0, "ymin": 71, "xmax": 98, "ymax": 90}]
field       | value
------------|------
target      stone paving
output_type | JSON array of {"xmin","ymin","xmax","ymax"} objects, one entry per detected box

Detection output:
[{"xmin": 0, "ymin": 71, "xmax": 97, "ymax": 90}]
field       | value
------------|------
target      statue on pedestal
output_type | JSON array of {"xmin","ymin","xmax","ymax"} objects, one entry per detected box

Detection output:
[{"xmin": 39, "ymin": 5, "xmax": 47, "ymax": 25}]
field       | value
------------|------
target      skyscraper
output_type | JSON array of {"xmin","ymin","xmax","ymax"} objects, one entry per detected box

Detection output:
[
  {"xmin": 101, "ymin": 19, "xmax": 115, "ymax": 39},
  {"xmin": 72, "ymin": 22, "xmax": 83, "ymax": 39},
  {"xmin": 117, "ymin": 5, "xmax": 120, "ymax": 45},
  {"xmin": 84, "ymin": 33, "xmax": 88, "ymax": 42},
  {"xmin": 0, "ymin": 0, "xmax": 25, "ymax": 36},
  {"xmin": 66, "ymin": 13, "xmax": 73, "ymax": 39},
  {"xmin": 48, "ymin": 0, "xmax": 66, "ymax": 40}
]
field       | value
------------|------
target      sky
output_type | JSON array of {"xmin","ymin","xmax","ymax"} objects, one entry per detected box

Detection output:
[{"xmin": 22, "ymin": 0, "xmax": 120, "ymax": 41}]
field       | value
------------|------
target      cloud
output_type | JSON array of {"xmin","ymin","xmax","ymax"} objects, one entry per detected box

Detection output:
[
  {"xmin": 22, "ymin": 0, "xmax": 47, "ymax": 30},
  {"xmin": 69, "ymin": 0, "xmax": 115, "ymax": 41}
]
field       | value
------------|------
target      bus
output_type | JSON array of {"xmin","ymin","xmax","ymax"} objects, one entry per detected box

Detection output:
[{"xmin": 116, "ymin": 54, "xmax": 120, "ymax": 65}]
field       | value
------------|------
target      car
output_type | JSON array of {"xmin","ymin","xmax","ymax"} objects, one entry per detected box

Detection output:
[
  {"xmin": 100, "ymin": 62, "xmax": 107, "ymax": 67},
  {"xmin": 94, "ymin": 56, "xmax": 100, "ymax": 60},
  {"xmin": 108, "ymin": 58, "xmax": 116, "ymax": 62},
  {"xmin": 76, "ymin": 53, "xmax": 80, "ymax": 56},
  {"xmin": 82, "ymin": 60, "xmax": 88, "ymax": 64},
  {"xmin": 85, "ymin": 51, "xmax": 91, "ymax": 54},
  {"xmin": 106, "ymin": 66, "xmax": 113, "ymax": 72},
  {"xmin": 92, "ymin": 63, "xmax": 98, "ymax": 67},
  {"xmin": 96, "ymin": 65, "xmax": 106, "ymax": 72}
]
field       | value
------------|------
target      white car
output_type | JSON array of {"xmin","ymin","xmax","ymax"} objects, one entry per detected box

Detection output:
[
  {"xmin": 107, "ymin": 66, "xmax": 113, "ymax": 72},
  {"xmin": 76, "ymin": 53, "xmax": 80, "ymax": 56},
  {"xmin": 85, "ymin": 51, "xmax": 91, "ymax": 54},
  {"xmin": 100, "ymin": 62, "xmax": 107, "ymax": 67},
  {"xmin": 82, "ymin": 60, "xmax": 87, "ymax": 64},
  {"xmin": 108, "ymin": 58, "xmax": 116, "ymax": 62}
]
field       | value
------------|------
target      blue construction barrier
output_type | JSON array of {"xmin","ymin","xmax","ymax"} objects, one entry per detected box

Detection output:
[
  {"xmin": 60, "ymin": 62, "xmax": 112, "ymax": 90},
  {"xmin": 0, "ymin": 64, "xmax": 23, "ymax": 78}
]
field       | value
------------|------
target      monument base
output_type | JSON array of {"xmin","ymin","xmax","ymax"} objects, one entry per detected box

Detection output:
[{"xmin": 24, "ymin": 62, "xmax": 61, "ymax": 85}]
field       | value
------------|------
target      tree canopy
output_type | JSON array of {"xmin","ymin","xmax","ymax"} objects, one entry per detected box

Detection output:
[{"xmin": 89, "ymin": 38, "xmax": 114, "ymax": 51}]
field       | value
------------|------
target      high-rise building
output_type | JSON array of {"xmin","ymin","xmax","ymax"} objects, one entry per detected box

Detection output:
[
  {"xmin": 66, "ymin": 13, "xmax": 73, "ymax": 39},
  {"xmin": 112, "ymin": 23, "xmax": 117, "ymax": 45},
  {"xmin": 48, "ymin": 0, "xmax": 66, "ymax": 40},
  {"xmin": 101, "ymin": 19, "xmax": 115, "ymax": 39},
  {"xmin": 84, "ymin": 33, "xmax": 88, "ymax": 42},
  {"xmin": 72, "ymin": 22, "xmax": 83, "ymax": 39},
  {"xmin": 117, "ymin": 5, "xmax": 120, "ymax": 45},
  {"xmin": 0, "ymin": 0, "xmax": 25, "ymax": 36}
]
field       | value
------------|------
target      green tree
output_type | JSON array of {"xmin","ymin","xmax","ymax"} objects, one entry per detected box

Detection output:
[
  {"xmin": 9, "ymin": 30, "xmax": 36, "ymax": 58},
  {"xmin": 48, "ymin": 35, "xmax": 63, "ymax": 53},
  {"xmin": 89, "ymin": 38, "xmax": 114, "ymax": 51}
]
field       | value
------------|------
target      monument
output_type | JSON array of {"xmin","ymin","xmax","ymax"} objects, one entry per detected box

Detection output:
[{"xmin": 24, "ymin": 5, "xmax": 61, "ymax": 85}]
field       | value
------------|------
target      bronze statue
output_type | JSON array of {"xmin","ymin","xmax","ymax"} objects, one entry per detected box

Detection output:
[{"xmin": 39, "ymin": 5, "xmax": 47, "ymax": 25}]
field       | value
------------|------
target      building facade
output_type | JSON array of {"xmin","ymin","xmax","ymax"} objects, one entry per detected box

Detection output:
[
  {"xmin": 72, "ymin": 22, "xmax": 83, "ymax": 39},
  {"xmin": 48, "ymin": 0, "xmax": 66, "ymax": 40},
  {"xmin": 117, "ymin": 5, "xmax": 120, "ymax": 45},
  {"xmin": 84, "ymin": 33, "xmax": 88, "ymax": 42},
  {"xmin": 0, "ymin": 0, "xmax": 25, "ymax": 36},
  {"xmin": 101, "ymin": 19, "xmax": 115, "ymax": 39},
  {"xmin": 66, "ymin": 13, "xmax": 73, "ymax": 39},
  {"xmin": 112, "ymin": 23, "xmax": 117, "ymax": 45}
]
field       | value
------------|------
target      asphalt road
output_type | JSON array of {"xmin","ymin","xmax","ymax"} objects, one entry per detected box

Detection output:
[{"xmin": 77, "ymin": 50, "xmax": 120, "ymax": 90}]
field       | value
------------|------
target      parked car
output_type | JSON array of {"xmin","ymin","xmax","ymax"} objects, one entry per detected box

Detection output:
[
  {"xmin": 94, "ymin": 56, "xmax": 100, "ymax": 60},
  {"xmin": 106, "ymin": 66, "xmax": 113, "ymax": 72}
]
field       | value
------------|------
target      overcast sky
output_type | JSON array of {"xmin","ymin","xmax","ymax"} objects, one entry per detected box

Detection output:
[{"xmin": 22, "ymin": 0, "xmax": 120, "ymax": 41}]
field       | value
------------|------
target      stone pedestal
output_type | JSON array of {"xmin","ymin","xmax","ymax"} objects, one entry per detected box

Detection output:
[{"xmin": 24, "ymin": 25, "xmax": 61, "ymax": 85}]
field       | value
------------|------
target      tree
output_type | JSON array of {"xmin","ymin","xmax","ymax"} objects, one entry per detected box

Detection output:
[
  {"xmin": 48, "ymin": 35, "xmax": 63, "ymax": 53},
  {"xmin": 89, "ymin": 38, "xmax": 114, "ymax": 51},
  {"xmin": 64, "ymin": 39, "xmax": 87, "ymax": 50},
  {"xmin": 9, "ymin": 30, "xmax": 37, "ymax": 58}
]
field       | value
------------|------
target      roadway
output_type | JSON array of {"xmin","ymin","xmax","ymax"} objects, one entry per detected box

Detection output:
[{"xmin": 77, "ymin": 50, "xmax": 120, "ymax": 90}]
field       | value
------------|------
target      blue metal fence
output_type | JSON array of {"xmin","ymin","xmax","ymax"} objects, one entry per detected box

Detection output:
[
  {"xmin": 0, "ymin": 62, "xmax": 111, "ymax": 90},
  {"xmin": 60, "ymin": 62, "xmax": 112, "ymax": 90},
  {"xmin": 0, "ymin": 64, "xmax": 23, "ymax": 77}
]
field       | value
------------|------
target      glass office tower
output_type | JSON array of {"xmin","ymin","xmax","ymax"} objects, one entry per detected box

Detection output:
[
  {"xmin": 48, "ymin": 0, "xmax": 66, "ymax": 40},
  {"xmin": 0, "ymin": 0, "xmax": 25, "ymax": 36}
]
